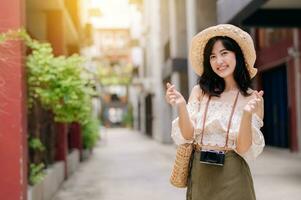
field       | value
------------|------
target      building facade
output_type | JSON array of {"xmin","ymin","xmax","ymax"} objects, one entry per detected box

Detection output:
[
  {"xmin": 138, "ymin": 0, "xmax": 217, "ymax": 143},
  {"xmin": 217, "ymin": 0, "xmax": 301, "ymax": 151},
  {"xmin": 139, "ymin": 0, "xmax": 301, "ymax": 153}
]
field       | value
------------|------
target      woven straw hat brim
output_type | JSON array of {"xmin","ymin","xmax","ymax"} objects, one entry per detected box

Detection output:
[{"xmin": 189, "ymin": 24, "xmax": 257, "ymax": 78}]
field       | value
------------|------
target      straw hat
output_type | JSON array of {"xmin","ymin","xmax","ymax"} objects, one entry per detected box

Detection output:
[{"xmin": 189, "ymin": 24, "xmax": 257, "ymax": 78}]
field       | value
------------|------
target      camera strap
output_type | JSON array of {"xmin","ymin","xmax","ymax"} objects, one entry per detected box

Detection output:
[{"xmin": 199, "ymin": 91, "xmax": 240, "ymax": 149}]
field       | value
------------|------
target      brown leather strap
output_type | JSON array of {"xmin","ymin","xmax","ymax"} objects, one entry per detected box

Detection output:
[
  {"xmin": 200, "ymin": 95, "xmax": 211, "ymax": 144},
  {"xmin": 224, "ymin": 91, "xmax": 240, "ymax": 148},
  {"xmin": 200, "ymin": 91, "xmax": 240, "ymax": 148}
]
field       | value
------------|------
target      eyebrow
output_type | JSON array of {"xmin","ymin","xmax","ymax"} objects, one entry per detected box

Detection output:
[{"xmin": 210, "ymin": 48, "xmax": 227, "ymax": 55}]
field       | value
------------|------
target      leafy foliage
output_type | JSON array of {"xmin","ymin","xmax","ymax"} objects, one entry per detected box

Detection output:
[
  {"xmin": 122, "ymin": 104, "xmax": 133, "ymax": 127},
  {"xmin": 0, "ymin": 35, "xmax": 4, "ymax": 43},
  {"xmin": 82, "ymin": 116, "xmax": 100, "ymax": 149},
  {"xmin": 2, "ymin": 29, "xmax": 101, "ymax": 156},
  {"xmin": 17, "ymin": 30, "xmax": 95, "ymax": 125},
  {"xmin": 29, "ymin": 163, "xmax": 45, "ymax": 186},
  {"xmin": 28, "ymin": 137, "xmax": 45, "ymax": 152},
  {"xmin": 97, "ymin": 63, "xmax": 133, "ymax": 85},
  {"xmin": 0, "ymin": 29, "xmax": 22, "ymax": 43}
]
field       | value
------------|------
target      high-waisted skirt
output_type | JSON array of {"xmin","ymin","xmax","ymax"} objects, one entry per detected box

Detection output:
[{"xmin": 186, "ymin": 150, "xmax": 256, "ymax": 200}]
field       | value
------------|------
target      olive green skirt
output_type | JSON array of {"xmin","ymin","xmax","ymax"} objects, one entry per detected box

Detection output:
[{"xmin": 186, "ymin": 150, "xmax": 256, "ymax": 200}]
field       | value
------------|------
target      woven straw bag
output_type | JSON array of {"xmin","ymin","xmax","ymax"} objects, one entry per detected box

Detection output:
[{"xmin": 170, "ymin": 143, "xmax": 194, "ymax": 188}]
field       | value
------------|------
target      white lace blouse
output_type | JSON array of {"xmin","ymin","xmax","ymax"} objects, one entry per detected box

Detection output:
[{"xmin": 171, "ymin": 94, "xmax": 265, "ymax": 161}]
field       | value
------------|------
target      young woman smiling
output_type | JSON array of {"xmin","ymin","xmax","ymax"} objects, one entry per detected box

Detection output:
[{"xmin": 166, "ymin": 24, "xmax": 264, "ymax": 200}]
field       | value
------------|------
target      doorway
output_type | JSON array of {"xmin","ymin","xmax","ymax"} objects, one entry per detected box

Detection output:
[
  {"xmin": 145, "ymin": 94, "xmax": 153, "ymax": 137},
  {"xmin": 262, "ymin": 64, "xmax": 289, "ymax": 148}
]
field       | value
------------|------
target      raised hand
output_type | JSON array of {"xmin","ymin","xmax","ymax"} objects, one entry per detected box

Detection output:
[
  {"xmin": 165, "ymin": 82, "xmax": 186, "ymax": 106},
  {"xmin": 243, "ymin": 90, "xmax": 264, "ymax": 114}
]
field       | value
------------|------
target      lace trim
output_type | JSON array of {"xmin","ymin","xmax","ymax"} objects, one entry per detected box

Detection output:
[{"xmin": 170, "ymin": 100, "xmax": 265, "ymax": 160}]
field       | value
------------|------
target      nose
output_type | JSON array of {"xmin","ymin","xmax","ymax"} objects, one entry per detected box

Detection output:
[{"xmin": 216, "ymin": 55, "xmax": 224, "ymax": 65}]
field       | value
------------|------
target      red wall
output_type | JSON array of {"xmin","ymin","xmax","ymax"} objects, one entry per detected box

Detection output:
[{"xmin": 0, "ymin": 0, "xmax": 27, "ymax": 199}]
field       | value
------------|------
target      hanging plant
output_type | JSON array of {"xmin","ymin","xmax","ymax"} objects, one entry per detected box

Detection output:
[
  {"xmin": 15, "ymin": 31, "xmax": 96, "ymax": 124},
  {"xmin": 1, "ymin": 29, "xmax": 100, "ymax": 151},
  {"xmin": 0, "ymin": 29, "xmax": 20, "ymax": 43}
]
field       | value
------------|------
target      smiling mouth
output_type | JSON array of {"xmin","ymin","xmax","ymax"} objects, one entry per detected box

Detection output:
[{"xmin": 218, "ymin": 66, "xmax": 227, "ymax": 71}]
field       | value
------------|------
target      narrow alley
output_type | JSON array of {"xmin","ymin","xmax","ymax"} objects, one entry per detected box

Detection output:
[
  {"xmin": 52, "ymin": 128, "xmax": 185, "ymax": 200},
  {"xmin": 52, "ymin": 128, "xmax": 301, "ymax": 200}
]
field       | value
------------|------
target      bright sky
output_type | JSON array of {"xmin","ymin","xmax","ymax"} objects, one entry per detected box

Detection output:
[{"xmin": 90, "ymin": 0, "xmax": 131, "ymax": 29}]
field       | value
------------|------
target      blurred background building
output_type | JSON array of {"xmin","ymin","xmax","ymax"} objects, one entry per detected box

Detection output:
[
  {"xmin": 14, "ymin": 0, "xmax": 301, "ymax": 149},
  {"xmin": 217, "ymin": 0, "xmax": 301, "ymax": 151},
  {"xmin": 133, "ymin": 0, "xmax": 301, "ymax": 152},
  {"xmin": 26, "ymin": 0, "xmax": 82, "ymax": 55}
]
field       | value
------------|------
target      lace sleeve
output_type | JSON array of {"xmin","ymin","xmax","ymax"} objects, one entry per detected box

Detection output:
[
  {"xmin": 171, "ymin": 101, "xmax": 199, "ymax": 145},
  {"xmin": 241, "ymin": 113, "xmax": 265, "ymax": 161}
]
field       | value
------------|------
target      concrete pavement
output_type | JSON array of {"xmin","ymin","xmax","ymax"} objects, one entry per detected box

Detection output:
[
  {"xmin": 52, "ymin": 128, "xmax": 301, "ymax": 200},
  {"xmin": 250, "ymin": 147, "xmax": 301, "ymax": 200},
  {"xmin": 52, "ymin": 128, "xmax": 185, "ymax": 200}
]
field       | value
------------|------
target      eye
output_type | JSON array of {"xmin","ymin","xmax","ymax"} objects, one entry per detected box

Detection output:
[
  {"xmin": 210, "ymin": 55, "xmax": 216, "ymax": 60},
  {"xmin": 221, "ymin": 51, "xmax": 228, "ymax": 56}
]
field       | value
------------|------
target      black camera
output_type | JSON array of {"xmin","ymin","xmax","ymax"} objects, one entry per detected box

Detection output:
[{"xmin": 200, "ymin": 150, "xmax": 225, "ymax": 166}]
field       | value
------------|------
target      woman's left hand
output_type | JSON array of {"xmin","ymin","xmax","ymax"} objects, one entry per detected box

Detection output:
[{"xmin": 243, "ymin": 90, "xmax": 264, "ymax": 115}]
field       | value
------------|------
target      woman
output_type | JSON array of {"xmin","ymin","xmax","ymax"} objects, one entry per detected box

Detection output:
[{"xmin": 165, "ymin": 24, "xmax": 265, "ymax": 200}]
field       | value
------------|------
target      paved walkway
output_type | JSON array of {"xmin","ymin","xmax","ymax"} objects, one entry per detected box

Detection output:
[
  {"xmin": 250, "ymin": 147, "xmax": 301, "ymax": 200},
  {"xmin": 52, "ymin": 128, "xmax": 301, "ymax": 200}
]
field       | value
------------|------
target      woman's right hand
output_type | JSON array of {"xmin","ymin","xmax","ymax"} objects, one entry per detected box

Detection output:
[{"xmin": 165, "ymin": 82, "xmax": 186, "ymax": 106}]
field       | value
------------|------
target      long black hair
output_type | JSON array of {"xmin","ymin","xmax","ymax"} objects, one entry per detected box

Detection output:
[{"xmin": 198, "ymin": 36, "xmax": 252, "ymax": 97}]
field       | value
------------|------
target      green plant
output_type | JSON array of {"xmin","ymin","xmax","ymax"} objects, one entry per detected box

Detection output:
[
  {"xmin": 1, "ymin": 29, "xmax": 101, "ymax": 184},
  {"xmin": 26, "ymin": 43, "xmax": 93, "ymax": 123},
  {"xmin": 29, "ymin": 163, "xmax": 45, "ymax": 185},
  {"xmin": 0, "ymin": 34, "xmax": 5, "ymax": 43},
  {"xmin": 0, "ymin": 29, "xmax": 20, "ymax": 43},
  {"xmin": 82, "ymin": 116, "xmax": 100, "ymax": 149},
  {"xmin": 15, "ymin": 30, "xmax": 96, "ymax": 125},
  {"xmin": 28, "ymin": 137, "xmax": 45, "ymax": 152},
  {"xmin": 122, "ymin": 105, "xmax": 133, "ymax": 127},
  {"xmin": 97, "ymin": 62, "xmax": 133, "ymax": 85}
]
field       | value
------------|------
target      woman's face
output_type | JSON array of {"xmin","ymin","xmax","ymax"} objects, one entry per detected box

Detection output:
[{"xmin": 209, "ymin": 40, "xmax": 236, "ymax": 79}]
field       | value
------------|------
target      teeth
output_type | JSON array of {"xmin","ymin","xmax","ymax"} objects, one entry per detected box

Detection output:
[{"xmin": 218, "ymin": 66, "xmax": 227, "ymax": 70}]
